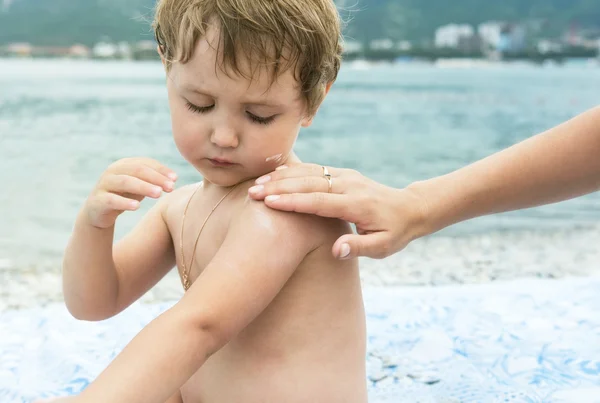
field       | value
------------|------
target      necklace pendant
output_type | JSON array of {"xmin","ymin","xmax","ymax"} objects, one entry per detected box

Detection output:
[
  {"xmin": 180, "ymin": 182, "xmax": 240, "ymax": 294},
  {"xmin": 182, "ymin": 275, "xmax": 191, "ymax": 291}
]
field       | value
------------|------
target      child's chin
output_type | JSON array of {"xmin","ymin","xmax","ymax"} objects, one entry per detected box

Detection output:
[{"xmin": 202, "ymin": 172, "xmax": 248, "ymax": 188}]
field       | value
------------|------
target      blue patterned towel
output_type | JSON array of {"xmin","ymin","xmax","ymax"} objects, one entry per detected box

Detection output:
[{"xmin": 1, "ymin": 277, "xmax": 600, "ymax": 403}]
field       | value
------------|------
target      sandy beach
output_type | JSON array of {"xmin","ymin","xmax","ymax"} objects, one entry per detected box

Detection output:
[{"xmin": 2, "ymin": 225, "xmax": 599, "ymax": 313}]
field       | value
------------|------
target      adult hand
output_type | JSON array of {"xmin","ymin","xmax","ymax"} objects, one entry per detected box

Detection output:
[{"xmin": 248, "ymin": 163, "xmax": 428, "ymax": 259}]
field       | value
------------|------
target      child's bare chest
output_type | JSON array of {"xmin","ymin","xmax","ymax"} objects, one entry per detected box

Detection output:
[{"xmin": 165, "ymin": 188, "xmax": 240, "ymax": 289}]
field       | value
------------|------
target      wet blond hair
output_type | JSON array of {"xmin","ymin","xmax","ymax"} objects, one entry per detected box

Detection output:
[{"xmin": 153, "ymin": 0, "xmax": 342, "ymax": 115}]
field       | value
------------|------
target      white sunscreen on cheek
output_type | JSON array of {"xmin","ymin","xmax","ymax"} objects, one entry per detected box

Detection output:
[{"xmin": 265, "ymin": 154, "xmax": 283, "ymax": 163}]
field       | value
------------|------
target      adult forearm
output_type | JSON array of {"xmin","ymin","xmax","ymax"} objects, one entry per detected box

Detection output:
[
  {"xmin": 79, "ymin": 308, "xmax": 213, "ymax": 403},
  {"xmin": 413, "ymin": 106, "xmax": 600, "ymax": 236},
  {"xmin": 62, "ymin": 210, "xmax": 120, "ymax": 320}
]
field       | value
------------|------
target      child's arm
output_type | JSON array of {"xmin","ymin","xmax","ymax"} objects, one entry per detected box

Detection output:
[
  {"xmin": 62, "ymin": 158, "xmax": 178, "ymax": 321},
  {"xmin": 75, "ymin": 200, "xmax": 323, "ymax": 403}
]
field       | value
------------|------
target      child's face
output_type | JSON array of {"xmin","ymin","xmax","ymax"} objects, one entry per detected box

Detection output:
[{"xmin": 165, "ymin": 28, "xmax": 314, "ymax": 187}]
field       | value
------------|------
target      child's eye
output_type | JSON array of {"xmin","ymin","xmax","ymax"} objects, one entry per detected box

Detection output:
[
  {"xmin": 247, "ymin": 112, "xmax": 276, "ymax": 125},
  {"xmin": 186, "ymin": 102, "xmax": 214, "ymax": 114}
]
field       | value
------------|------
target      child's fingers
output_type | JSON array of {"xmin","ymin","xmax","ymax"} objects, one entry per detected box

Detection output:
[
  {"xmin": 136, "ymin": 157, "xmax": 179, "ymax": 183},
  {"xmin": 103, "ymin": 175, "xmax": 165, "ymax": 199},
  {"xmin": 101, "ymin": 192, "xmax": 141, "ymax": 212},
  {"xmin": 115, "ymin": 162, "xmax": 175, "ymax": 192}
]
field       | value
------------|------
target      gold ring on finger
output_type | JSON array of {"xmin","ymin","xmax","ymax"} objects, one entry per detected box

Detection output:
[
  {"xmin": 325, "ymin": 175, "xmax": 333, "ymax": 193},
  {"xmin": 321, "ymin": 166, "xmax": 333, "ymax": 193}
]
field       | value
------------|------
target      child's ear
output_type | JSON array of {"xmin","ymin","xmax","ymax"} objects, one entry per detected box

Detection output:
[
  {"xmin": 301, "ymin": 82, "xmax": 334, "ymax": 127},
  {"xmin": 325, "ymin": 81, "xmax": 333, "ymax": 95},
  {"xmin": 301, "ymin": 116, "xmax": 314, "ymax": 127},
  {"xmin": 157, "ymin": 45, "xmax": 166, "ymax": 67}
]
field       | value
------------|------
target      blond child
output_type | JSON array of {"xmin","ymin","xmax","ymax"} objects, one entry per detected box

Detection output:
[{"xmin": 35, "ymin": 1, "xmax": 367, "ymax": 402}]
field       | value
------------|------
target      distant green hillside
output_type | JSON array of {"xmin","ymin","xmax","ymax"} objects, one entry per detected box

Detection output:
[
  {"xmin": 1, "ymin": 0, "xmax": 599, "ymax": 46},
  {"xmin": 340, "ymin": 0, "xmax": 600, "ymax": 43},
  {"xmin": 0, "ymin": 0, "xmax": 157, "ymax": 46}
]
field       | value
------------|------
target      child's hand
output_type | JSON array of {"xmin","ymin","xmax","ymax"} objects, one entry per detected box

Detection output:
[{"xmin": 85, "ymin": 157, "xmax": 178, "ymax": 229}]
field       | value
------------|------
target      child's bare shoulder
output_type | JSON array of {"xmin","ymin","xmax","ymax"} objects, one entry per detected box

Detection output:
[
  {"xmin": 160, "ymin": 183, "xmax": 201, "ymax": 213},
  {"xmin": 237, "ymin": 193, "xmax": 351, "ymax": 251},
  {"xmin": 168, "ymin": 183, "xmax": 201, "ymax": 201}
]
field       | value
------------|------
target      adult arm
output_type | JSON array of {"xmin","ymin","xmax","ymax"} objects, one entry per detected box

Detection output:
[{"xmin": 249, "ymin": 106, "xmax": 600, "ymax": 259}]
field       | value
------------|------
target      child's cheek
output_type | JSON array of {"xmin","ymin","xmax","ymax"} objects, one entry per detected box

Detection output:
[
  {"xmin": 253, "ymin": 133, "xmax": 297, "ymax": 170},
  {"xmin": 172, "ymin": 121, "xmax": 201, "ymax": 161}
]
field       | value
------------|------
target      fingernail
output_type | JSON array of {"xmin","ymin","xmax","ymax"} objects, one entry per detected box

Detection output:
[
  {"xmin": 249, "ymin": 185, "xmax": 264, "ymax": 194},
  {"xmin": 276, "ymin": 165, "xmax": 288, "ymax": 171},
  {"xmin": 255, "ymin": 175, "xmax": 271, "ymax": 185},
  {"xmin": 265, "ymin": 195, "xmax": 280, "ymax": 202},
  {"xmin": 339, "ymin": 243, "xmax": 351, "ymax": 259},
  {"xmin": 165, "ymin": 181, "xmax": 175, "ymax": 190},
  {"xmin": 130, "ymin": 200, "xmax": 140, "ymax": 209},
  {"xmin": 168, "ymin": 172, "xmax": 178, "ymax": 181}
]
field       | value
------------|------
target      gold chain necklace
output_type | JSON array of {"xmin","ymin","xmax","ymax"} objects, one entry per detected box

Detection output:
[{"xmin": 179, "ymin": 182, "xmax": 240, "ymax": 291}]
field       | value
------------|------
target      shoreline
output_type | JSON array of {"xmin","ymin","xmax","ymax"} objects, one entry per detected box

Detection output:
[
  {"xmin": 1, "ymin": 56, "xmax": 599, "ymax": 68},
  {"xmin": 2, "ymin": 225, "xmax": 599, "ymax": 313}
]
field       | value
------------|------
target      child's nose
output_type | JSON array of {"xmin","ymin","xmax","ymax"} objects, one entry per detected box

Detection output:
[{"xmin": 210, "ymin": 124, "xmax": 239, "ymax": 149}]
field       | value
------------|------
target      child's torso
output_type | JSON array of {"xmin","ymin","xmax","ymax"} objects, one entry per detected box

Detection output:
[{"xmin": 164, "ymin": 183, "xmax": 368, "ymax": 403}]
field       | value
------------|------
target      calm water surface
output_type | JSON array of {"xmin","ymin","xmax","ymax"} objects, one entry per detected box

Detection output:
[{"xmin": 1, "ymin": 58, "xmax": 599, "ymax": 267}]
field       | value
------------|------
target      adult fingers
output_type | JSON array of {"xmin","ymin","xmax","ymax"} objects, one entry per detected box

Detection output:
[
  {"xmin": 262, "ymin": 192, "xmax": 357, "ymax": 221},
  {"xmin": 332, "ymin": 231, "xmax": 393, "ymax": 260},
  {"xmin": 255, "ymin": 163, "xmax": 342, "ymax": 185},
  {"xmin": 249, "ymin": 175, "xmax": 347, "ymax": 200}
]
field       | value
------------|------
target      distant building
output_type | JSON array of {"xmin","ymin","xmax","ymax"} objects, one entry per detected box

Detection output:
[
  {"xmin": 396, "ymin": 41, "xmax": 412, "ymax": 51},
  {"xmin": 478, "ymin": 21, "xmax": 503, "ymax": 49},
  {"xmin": 498, "ymin": 24, "xmax": 526, "ymax": 53},
  {"xmin": 132, "ymin": 40, "xmax": 159, "ymax": 60},
  {"xmin": 479, "ymin": 22, "xmax": 526, "ymax": 53},
  {"xmin": 537, "ymin": 40, "xmax": 562, "ymax": 54},
  {"xmin": 342, "ymin": 40, "xmax": 363, "ymax": 54},
  {"xmin": 578, "ymin": 37, "xmax": 600, "ymax": 50},
  {"xmin": 3, "ymin": 43, "xmax": 91, "ymax": 59},
  {"xmin": 7, "ymin": 43, "xmax": 32, "ymax": 57},
  {"xmin": 117, "ymin": 42, "xmax": 133, "ymax": 60},
  {"xmin": 69, "ymin": 45, "xmax": 91, "ymax": 58},
  {"xmin": 434, "ymin": 24, "xmax": 474, "ymax": 48},
  {"xmin": 136, "ymin": 40, "xmax": 156, "ymax": 51},
  {"xmin": 457, "ymin": 34, "xmax": 482, "ymax": 53},
  {"xmin": 369, "ymin": 38, "xmax": 394, "ymax": 51},
  {"xmin": 92, "ymin": 42, "xmax": 118, "ymax": 59},
  {"xmin": 32, "ymin": 47, "xmax": 71, "ymax": 58}
]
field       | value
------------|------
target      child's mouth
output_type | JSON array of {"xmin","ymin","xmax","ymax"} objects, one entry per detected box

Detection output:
[{"xmin": 208, "ymin": 158, "xmax": 237, "ymax": 167}]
